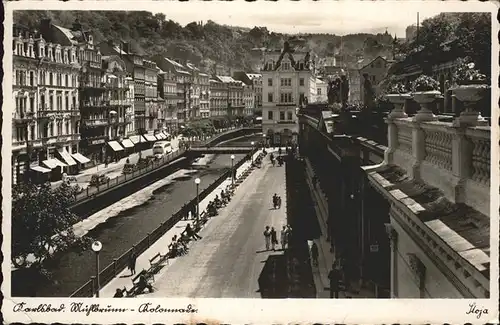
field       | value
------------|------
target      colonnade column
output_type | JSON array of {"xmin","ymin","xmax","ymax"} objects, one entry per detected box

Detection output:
[{"xmin": 385, "ymin": 221, "xmax": 399, "ymax": 298}]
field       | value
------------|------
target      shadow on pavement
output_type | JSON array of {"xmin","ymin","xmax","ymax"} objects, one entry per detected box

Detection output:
[{"xmin": 257, "ymin": 254, "xmax": 288, "ymax": 298}]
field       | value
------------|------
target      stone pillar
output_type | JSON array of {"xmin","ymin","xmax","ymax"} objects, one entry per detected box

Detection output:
[
  {"xmin": 409, "ymin": 120, "xmax": 426, "ymax": 181},
  {"xmin": 385, "ymin": 222, "xmax": 398, "ymax": 298},
  {"xmin": 384, "ymin": 95, "xmax": 408, "ymax": 165},
  {"xmin": 449, "ymin": 126, "xmax": 471, "ymax": 203}
]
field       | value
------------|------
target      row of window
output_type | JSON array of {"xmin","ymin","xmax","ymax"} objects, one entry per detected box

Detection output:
[
  {"xmin": 266, "ymin": 92, "xmax": 304, "ymax": 103},
  {"xmin": 268, "ymin": 78, "xmax": 306, "ymax": 87},
  {"xmin": 267, "ymin": 110, "xmax": 294, "ymax": 121},
  {"xmin": 14, "ymin": 120, "xmax": 76, "ymax": 143},
  {"xmin": 14, "ymin": 69, "xmax": 80, "ymax": 88}
]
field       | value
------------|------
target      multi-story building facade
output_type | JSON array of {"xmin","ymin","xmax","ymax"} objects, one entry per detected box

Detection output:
[
  {"xmin": 233, "ymin": 72, "xmax": 262, "ymax": 112},
  {"xmin": 243, "ymin": 84, "xmax": 255, "ymax": 116},
  {"xmin": 152, "ymin": 56, "xmax": 191, "ymax": 123},
  {"xmin": 98, "ymin": 40, "xmax": 146, "ymax": 135},
  {"xmin": 199, "ymin": 72, "xmax": 210, "ymax": 118},
  {"xmin": 125, "ymin": 76, "xmax": 135, "ymax": 136},
  {"xmin": 38, "ymin": 20, "xmax": 103, "ymax": 170},
  {"xmin": 144, "ymin": 60, "xmax": 158, "ymax": 132},
  {"xmin": 12, "ymin": 24, "xmax": 83, "ymax": 183},
  {"xmin": 209, "ymin": 78, "xmax": 228, "ymax": 117},
  {"xmin": 261, "ymin": 40, "xmax": 317, "ymax": 145},
  {"xmin": 157, "ymin": 69, "xmax": 179, "ymax": 133},
  {"xmin": 348, "ymin": 68, "xmax": 361, "ymax": 104},
  {"xmin": 102, "ymin": 55, "xmax": 132, "ymax": 143},
  {"xmin": 216, "ymin": 76, "xmax": 245, "ymax": 116},
  {"xmin": 359, "ymin": 56, "xmax": 392, "ymax": 105},
  {"xmin": 315, "ymin": 78, "xmax": 328, "ymax": 103}
]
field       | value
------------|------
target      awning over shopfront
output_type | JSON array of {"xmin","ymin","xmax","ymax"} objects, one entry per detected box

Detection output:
[
  {"xmin": 144, "ymin": 134, "xmax": 157, "ymax": 142},
  {"xmin": 71, "ymin": 152, "xmax": 91, "ymax": 164},
  {"xmin": 58, "ymin": 149, "xmax": 77, "ymax": 166},
  {"xmin": 31, "ymin": 165, "xmax": 51, "ymax": 173},
  {"xmin": 42, "ymin": 158, "xmax": 67, "ymax": 169},
  {"xmin": 155, "ymin": 134, "xmax": 165, "ymax": 140},
  {"xmin": 121, "ymin": 139, "xmax": 135, "ymax": 148},
  {"xmin": 108, "ymin": 141, "xmax": 124, "ymax": 152},
  {"xmin": 129, "ymin": 135, "xmax": 147, "ymax": 144},
  {"xmin": 162, "ymin": 130, "xmax": 171, "ymax": 137}
]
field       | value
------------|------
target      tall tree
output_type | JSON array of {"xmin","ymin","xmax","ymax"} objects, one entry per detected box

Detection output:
[{"xmin": 12, "ymin": 182, "xmax": 91, "ymax": 270}]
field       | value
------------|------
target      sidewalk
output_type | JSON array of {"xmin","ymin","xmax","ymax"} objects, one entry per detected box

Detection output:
[
  {"xmin": 303, "ymin": 157, "xmax": 376, "ymax": 299},
  {"xmin": 99, "ymin": 150, "xmax": 261, "ymax": 297},
  {"xmin": 52, "ymin": 137, "xmax": 180, "ymax": 190}
]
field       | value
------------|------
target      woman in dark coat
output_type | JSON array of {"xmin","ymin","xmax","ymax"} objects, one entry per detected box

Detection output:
[
  {"xmin": 270, "ymin": 227, "xmax": 278, "ymax": 251},
  {"xmin": 128, "ymin": 248, "xmax": 137, "ymax": 275}
]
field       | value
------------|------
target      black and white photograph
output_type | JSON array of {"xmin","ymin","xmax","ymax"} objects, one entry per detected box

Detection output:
[{"xmin": 2, "ymin": 0, "xmax": 499, "ymax": 323}]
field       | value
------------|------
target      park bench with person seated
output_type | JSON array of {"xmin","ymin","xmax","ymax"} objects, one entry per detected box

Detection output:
[
  {"xmin": 148, "ymin": 252, "xmax": 168, "ymax": 274},
  {"xmin": 129, "ymin": 269, "xmax": 155, "ymax": 295}
]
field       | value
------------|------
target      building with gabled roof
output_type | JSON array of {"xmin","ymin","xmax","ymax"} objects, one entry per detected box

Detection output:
[{"xmin": 261, "ymin": 40, "xmax": 317, "ymax": 146}]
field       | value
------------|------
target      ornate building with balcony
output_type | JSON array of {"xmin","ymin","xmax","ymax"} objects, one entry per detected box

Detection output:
[
  {"xmin": 233, "ymin": 72, "xmax": 263, "ymax": 111},
  {"xmin": 144, "ymin": 60, "xmax": 159, "ymax": 132},
  {"xmin": 152, "ymin": 56, "xmax": 192, "ymax": 123},
  {"xmin": 158, "ymin": 69, "xmax": 179, "ymax": 133},
  {"xmin": 261, "ymin": 40, "xmax": 317, "ymax": 145},
  {"xmin": 102, "ymin": 56, "xmax": 132, "ymax": 145},
  {"xmin": 209, "ymin": 78, "xmax": 229, "ymax": 117},
  {"xmin": 243, "ymin": 83, "xmax": 256, "ymax": 116},
  {"xmin": 14, "ymin": 21, "xmax": 85, "ymax": 183},
  {"xmin": 216, "ymin": 76, "xmax": 245, "ymax": 117},
  {"xmin": 297, "ymin": 94, "xmax": 491, "ymax": 298}
]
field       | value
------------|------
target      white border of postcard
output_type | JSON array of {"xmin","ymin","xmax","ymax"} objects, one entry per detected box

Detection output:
[{"xmin": 2, "ymin": 1, "xmax": 499, "ymax": 324}]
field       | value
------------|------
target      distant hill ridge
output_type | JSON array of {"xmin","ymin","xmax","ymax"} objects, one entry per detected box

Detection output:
[{"xmin": 14, "ymin": 10, "xmax": 395, "ymax": 73}]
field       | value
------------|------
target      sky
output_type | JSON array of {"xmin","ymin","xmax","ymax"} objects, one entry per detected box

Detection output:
[{"xmin": 149, "ymin": 1, "xmax": 490, "ymax": 37}]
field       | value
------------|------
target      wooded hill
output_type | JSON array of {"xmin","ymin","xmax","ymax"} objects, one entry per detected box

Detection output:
[{"xmin": 14, "ymin": 10, "xmax": 395, "ymax": 73}]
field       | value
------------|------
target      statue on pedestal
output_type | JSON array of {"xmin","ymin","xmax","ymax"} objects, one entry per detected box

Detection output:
[{"xmin": 363, "ymin": 73, "xmax": 375, "ymax": 111}]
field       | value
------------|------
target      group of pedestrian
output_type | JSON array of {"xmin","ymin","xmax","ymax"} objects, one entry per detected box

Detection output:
[
  {"xmin": 263, "ymin": 225, "xmax": 292, "ymax": 251},
  {"xmin": 272, "ymin": 193, "xmax": 282, "ymax": 209}
]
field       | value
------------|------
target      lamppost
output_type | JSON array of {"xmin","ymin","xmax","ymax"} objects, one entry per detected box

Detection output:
[
  {"xmin": 250, "ymin": 141, "xmax": 255, "ymax": 163},
  {"xmin": 195, "ymin": 178, "xmax": 201, "ymax": 221},
  {"xmin": 230, "ymin": 155, "xmax": 235, "ymax": 185},
  {"xmin": 262, "ymin": 133, "xmax": 267, "ymax": 148},
  {"xmin": 91, "ymin": 240, "xmax": 103, "ymax": 297}
]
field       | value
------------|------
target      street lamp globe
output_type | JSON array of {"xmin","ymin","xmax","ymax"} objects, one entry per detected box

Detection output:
[
  {"xmin": 251, "ymin": 141, "xmax": 255, "ymax": 146},
  {"xmin": 231, "ymin": 155, "xmax": 235, "ymax": 160},
  {"xmin": 195, "ymin": 178, "xmax": 201, "ymax": 185},
  {"xmin": 91, "ymin": 241, "xmax": 102, "ymax": 253}
]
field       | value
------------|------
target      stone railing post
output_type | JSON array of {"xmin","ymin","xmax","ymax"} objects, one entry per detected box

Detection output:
[
  {"xmin": 384, "ymin": 95, "xmax": 409, "ymax": 165},
  {"xmin": 410, "ymin": 120, "xmax": 426, "ymax": 181},
  {"xmin": 449, "ymin": 126, "xmax": 471, "ymax": 203}
]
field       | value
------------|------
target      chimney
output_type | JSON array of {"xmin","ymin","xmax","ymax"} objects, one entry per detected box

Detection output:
[
  {"xmin": 71, "ymin": 19, "xmax": 82, "ymax": 32},
  {"xmin": 122, "ymin": 41, "xmax": 130, "ymax": 54},
  {"xmin": 40, "ymin": 18, "xmax": 51, "ymax": 40}
]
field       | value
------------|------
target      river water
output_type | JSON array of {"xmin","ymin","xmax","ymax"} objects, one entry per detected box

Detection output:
[{"xmin": 31, "ymin": 135, "xmax": 262, "ymax": 297}]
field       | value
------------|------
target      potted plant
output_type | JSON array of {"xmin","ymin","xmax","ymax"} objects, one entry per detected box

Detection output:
[
  {"xmin": 384, "ymin": 79, "xmax": 411, "ymax": 118},
  {"xmin": 450, "ymin": 59, "xmax": 489, "ymax": 126},
  {"xmin": 411, "ymin": 74, "xmax": 441, "ymax": 104},
  {"xmin": 451, "ymin": 59, "xmax": 489, "ymax": 102}
]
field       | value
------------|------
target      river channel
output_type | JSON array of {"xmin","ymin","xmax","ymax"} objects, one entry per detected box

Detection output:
[{"xmin": 23, "ymin": 135, "xmax": 261, "ymax": 297}]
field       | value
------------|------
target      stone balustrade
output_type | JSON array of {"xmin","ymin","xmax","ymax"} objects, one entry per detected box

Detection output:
[{"xmin": 386, "ymin": 115, "xmax": 491, "ymax": 217}]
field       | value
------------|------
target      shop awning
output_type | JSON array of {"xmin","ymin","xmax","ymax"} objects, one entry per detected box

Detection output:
[
  {"xmin": 58, "ymin": 149, "xmax": 77, "ymax": 166},
  {"xmin": 108, "ymin": 141, "xmax": 124, "ymax": 151},
  {"xmin": 155, "ymin": 134, "xmax": 165, "ymax": 140},
  {"xmin": 31, "ymin": 165, "xmax": 51, "ymax": 173},
  {"xmin": 162, "ymin": 131, "xmax": 170, "ymax": 137},
  {"xmin": 144, "ymin": 134, "xmax": 157, "ymax": 142},
  {"xmin": 121, "ymin": 139, "xmax": 135, "ymax": 148},
  {"xmin": 71, "ymin": 152, "xmax": 91, "ymax": 164},
  {"xmin": 42, "ymin": 158, "xmax": 67, "ymax": 169},
  {"xmin": 129, "ymin": 135, "xmax": 148, "ymax": 144}
]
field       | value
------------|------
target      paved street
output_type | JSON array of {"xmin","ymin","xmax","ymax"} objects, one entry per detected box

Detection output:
[{"xmin": 101, "ymin": 149, "xmax": 287, "ymax": 298}]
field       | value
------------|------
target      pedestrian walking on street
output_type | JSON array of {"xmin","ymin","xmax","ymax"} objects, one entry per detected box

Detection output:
[
  {"xmin": 286, "ymin": 225, "xmax": 293, "ymax": 244},
  {"xmin": 263, "ymin": 226, "xmax": 271, "ymax": 251},
  {"xmin": 311, "ymin": 242, "xmax": 319, "ymax": 266},
  {"xmin": 281, "ymin": 226, "xmax": 288, "ymax": 250},
  {"xmin": 270, "ymin": 227, "xmax": 278, "ymax": 251},
  {"xmin": 272, "ymin": 193, "xmax": 278, "ymax": 209},
  {"xmin": 328, "ymin": 264, "xmax": 341, "ymax": 298},
  {"xmin": 277, "ymin": 196, "xmax": 282, "ymax": 209},
  {"xmin": 128, "ymin": 249, "xmax": 137, "ymax": 275}
]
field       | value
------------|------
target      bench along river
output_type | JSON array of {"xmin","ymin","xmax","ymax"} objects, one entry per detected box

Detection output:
[{"xmin": 18, "ymin": 151, "xmax": 249, "ymax": 297}]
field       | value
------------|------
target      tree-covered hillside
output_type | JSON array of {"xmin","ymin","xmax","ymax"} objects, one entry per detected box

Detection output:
[{"xmin": 14, "ymin": 10, "xmax": 395, "ymax": 72}]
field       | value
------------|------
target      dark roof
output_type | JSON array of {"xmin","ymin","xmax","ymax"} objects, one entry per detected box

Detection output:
[{"xmin": 373, "ymin": 164, "xmax": 490, "ymax": 278}]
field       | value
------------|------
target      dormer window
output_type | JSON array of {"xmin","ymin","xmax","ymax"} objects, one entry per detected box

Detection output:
[
  {"xmin": 88, "ymin": 35, "xmax": 93, "ymax": 45},
  {"xmin": 39, "ymin": 44, "xmax": 45, "ymax": 58},
  {"xmin": 282, "ymin": 61, "xmax": 290, "ymax": 70}
]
